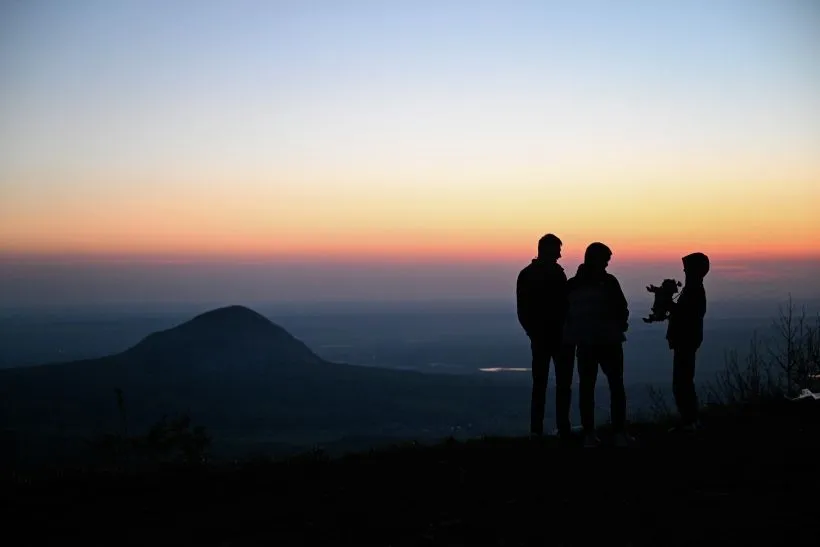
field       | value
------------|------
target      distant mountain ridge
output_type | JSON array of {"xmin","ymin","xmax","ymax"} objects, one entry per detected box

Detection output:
[
  {"xmin": 123, "ymin": 305, "xmax": 324, "ymax": 369},
  {"xmin": 0, "ymin": 305, "xmax": 528, "ymax": 459}
]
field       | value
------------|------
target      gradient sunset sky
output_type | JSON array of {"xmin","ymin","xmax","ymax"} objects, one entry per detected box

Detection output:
[{"xmin": 1, "ymin": 1, "xmax": 818, "ymax": 306}]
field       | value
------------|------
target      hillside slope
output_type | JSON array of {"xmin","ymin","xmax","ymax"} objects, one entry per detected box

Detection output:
[
  {"xmin": 0, "ymin": 305, "xmax": 531, "ymax": 448},
  {"xmin": 5, "ymin": 399, "xmax": 818, "ymax": 546}
]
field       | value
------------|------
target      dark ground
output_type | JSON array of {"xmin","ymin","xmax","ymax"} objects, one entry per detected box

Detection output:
[{"xmin": 4, "ymin": 399, "xmax": 819, "ymax": 547}]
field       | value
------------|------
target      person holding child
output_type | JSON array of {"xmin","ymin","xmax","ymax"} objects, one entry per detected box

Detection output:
[{"xmin": 666, "ymin": 252, "xmax": 710, "ymax": 431}]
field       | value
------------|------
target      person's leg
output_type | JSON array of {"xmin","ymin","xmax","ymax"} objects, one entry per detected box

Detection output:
[
  {"xmin": 672, "ymin": 346, "xmax": 698, "ymax": 426},
  {"xmin": 553, "ymin": 343, "xmax": 575, "ymax": 435},
  {"xmin": 530, "ymin": 337, "xmax": 549, "ymax": 435},
  {"xmin": 600, "ymin": 343, "xmax": 627, "ymax": 433},
  {"xmin": 576, "ymin": 345, "xmax": 598, "ymax": 435}
]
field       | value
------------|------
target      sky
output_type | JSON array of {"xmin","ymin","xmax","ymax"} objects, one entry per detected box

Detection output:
[{"xmin": 1, "ymin": 0, "xmax": 819, "ymax": 307}]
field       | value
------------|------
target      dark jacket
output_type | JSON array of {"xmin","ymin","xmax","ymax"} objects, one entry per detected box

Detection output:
[
  {"xmin": 563, "ymin": 264, "xmax": 629, "ymax": 345},
  {"xmin": 516, "ymin": 259, "xmax": 568, "ymax": 342},
  {"xmin": 666, "ymin": 282, "xmax": 706, "ymax": 349}
]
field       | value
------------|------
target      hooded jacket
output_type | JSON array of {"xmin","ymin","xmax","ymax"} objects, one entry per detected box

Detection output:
[
  {"xmin": 563, "ymin": 263, "xmax": 629, "ymax": 345},
  {"xmin": 666, "ymin": 253, "xmax": 709, "ymax": 349},
  {"xmin": 516, "ymin": 259, "xmax": 568, "ymax": 342}
]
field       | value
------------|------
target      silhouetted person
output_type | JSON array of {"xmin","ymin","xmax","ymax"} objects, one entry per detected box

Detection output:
[
  {"xmin": 516, "ymin": 234, "xmax": 574, "ymax": 438},
  {"xmin": 667, "ymin": 252, "xmax": 710, "ymax": 431},
  {"xmin": 564, "ymin": 243, "xmax": 630, "ymax": 447}
]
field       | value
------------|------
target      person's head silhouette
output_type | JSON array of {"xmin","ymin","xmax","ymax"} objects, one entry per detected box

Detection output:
[
  {"xmin": 682, "ymin": 252, "xmax": 710, "ymax": 282},
  {"xmin": 583, "ymin": 242, "xmax": 612, "ymax": 271},
  {"xmin": 537, "ymin": 233, "xmax": 562, "ymax": 262}
]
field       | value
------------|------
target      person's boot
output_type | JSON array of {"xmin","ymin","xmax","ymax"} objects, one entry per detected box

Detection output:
[
  {"xmin": 668, "ymin": 420, "xmax": 699, "ymax": 434},
  {"xmin": 583, "ymin": 432, "xmax": 600, "ymax": 448},
  {"xmin": 681, "ymin": 420, "xmax": 700, "ymax": 433},
  {"xmin": 613, "ymin": 431, "xmax": 633, "ymax": 447}
]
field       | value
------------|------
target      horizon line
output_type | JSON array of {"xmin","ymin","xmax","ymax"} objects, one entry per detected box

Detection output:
[{"xmin": 3, "ymin": 249, "xmax": 820, "ymax": 265}]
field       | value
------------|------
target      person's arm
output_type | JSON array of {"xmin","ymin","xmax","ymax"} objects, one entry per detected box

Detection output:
[
  {"xmin": 609, "ymin": 276, "xmax": 629, "ymax": 332},
  {"xmin": 563, "ymin": 277, "xmax": 577, "ymax": 343},
  {"xmin": 558, "ymin": 269, "xmax": 569, "ymax": 320},
  {"xmin": 516, "ymin": 270, "xmax": 532, "ymax": 336},
  {"xmin": 671, "ymin": 288, "xmax": 695, "ymax": 321},
  {"xmin": 669, "ymin": 287, "xmax": 705, "ymax": 336}
]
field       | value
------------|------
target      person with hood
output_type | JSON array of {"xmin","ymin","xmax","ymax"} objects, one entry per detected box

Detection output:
[
  {"xmin": 564, "ymin": 242, "xmax": 630, "ymax": 447},
  {"xmin": 516, "ymin": 233, "xmax": 574, "ymax": 438},
  {"xmin": 667, "ymin": 252, "xmax": 710, "ymax": 432}
]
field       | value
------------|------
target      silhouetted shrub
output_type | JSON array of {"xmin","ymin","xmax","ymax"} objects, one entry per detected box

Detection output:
[
  {"xmin": 85, "ymin": 389, "xmax": 210, "ymax": 468},
  {"xmin": 706, "ymin": 297, "xmax": 819, "ymax": 405}
]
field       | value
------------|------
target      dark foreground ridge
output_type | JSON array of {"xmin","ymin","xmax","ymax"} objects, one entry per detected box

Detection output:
[{"xmin": 5, "ymin": 399, "xmax": 819, "ymax": 547}]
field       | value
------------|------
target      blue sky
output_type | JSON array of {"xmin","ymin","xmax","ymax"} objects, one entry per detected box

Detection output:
[
  {"xmin": 1, "ymin": 1, "xmax": 818, "ymax": 306},
  {"xmin": 3, "ymin": 0, "xmax": 817, "ymax": 177}
]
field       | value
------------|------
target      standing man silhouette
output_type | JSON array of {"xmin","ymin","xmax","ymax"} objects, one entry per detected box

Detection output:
[
  {"xmin": 516, "ymin": 234, "xmax": 575, "ymax": 439},
  {"xmin": 564, "ymin": 242, "xmax": 630, "ymax": 447}
]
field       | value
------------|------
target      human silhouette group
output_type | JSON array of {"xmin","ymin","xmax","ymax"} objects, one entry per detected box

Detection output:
[{"xmin": 516, "ymin": 234, "xmax": 710, "ymax": 447}]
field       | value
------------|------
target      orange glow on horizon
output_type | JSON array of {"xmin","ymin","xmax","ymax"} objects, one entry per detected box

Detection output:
[
  {"xmin": 2, "ymin": 167, "xmax": 817, "ymax": 264},
  {"xmin": 2, "ymin": 237, "xmax": 818, "ymax": 265}
]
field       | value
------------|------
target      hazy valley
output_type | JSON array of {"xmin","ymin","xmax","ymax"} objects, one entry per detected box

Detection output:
[{"xmin": 2, "ymin": 297, "xmax": 817, "ymax": 465}]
